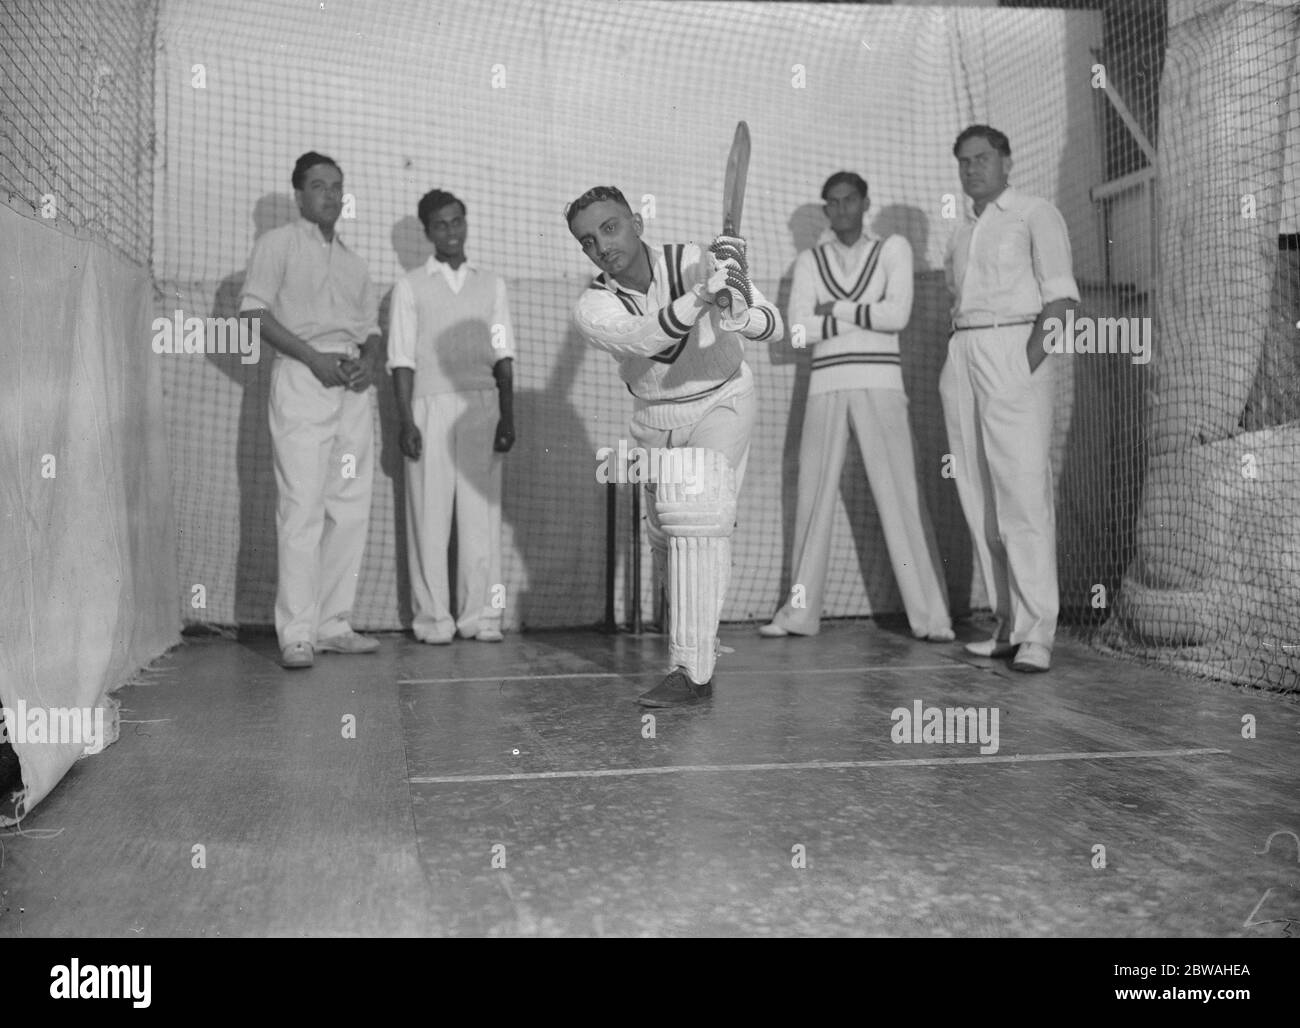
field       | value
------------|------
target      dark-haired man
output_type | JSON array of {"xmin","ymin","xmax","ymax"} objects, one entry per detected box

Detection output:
[
  {"xmin": 762, "ymin": 171, "xmax": 952, "ymax": 641},
  {"xmin": 942, "ymin": 125, "xmax": 1078, "ymax": 673},
  {"xmin": 387, "ymin": 190, "xmax": 516, "ymax": 644},
  {"xmin": 241, "ymin": 151, "xmax": 383, "ymax": 669},
  {"xmin": 567, "ymin": 185, "xmax": 781, "ymax": 706}
]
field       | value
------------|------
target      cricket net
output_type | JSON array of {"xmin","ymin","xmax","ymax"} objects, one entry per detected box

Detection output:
[{"xmin": 5, "ymin": 0, "xmax": 1298, "ymax": 696}]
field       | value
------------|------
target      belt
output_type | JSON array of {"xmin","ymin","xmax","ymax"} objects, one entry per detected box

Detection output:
[{"xmin": 951, "ymin": 315, "xmax": 1038, "ymax": 332}]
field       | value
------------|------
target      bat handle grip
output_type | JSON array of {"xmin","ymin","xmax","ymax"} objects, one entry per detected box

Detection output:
[{"xmin": 715, "ymin": 223, "xmax": 736, "ymax": 310}]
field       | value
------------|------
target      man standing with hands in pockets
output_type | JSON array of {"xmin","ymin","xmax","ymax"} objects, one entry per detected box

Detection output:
[{"xmin": 941, "ymin": 125, "xmax": 1079, "ymax": 673}]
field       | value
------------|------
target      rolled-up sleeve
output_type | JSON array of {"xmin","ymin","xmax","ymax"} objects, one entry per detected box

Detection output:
[
  {"xmin": 361, "ymin": 274, "xmax": 381, "ymax": 339},
  {"xmin": 1028, "ymin": 201, "xmax": 1079, "ymax": 305},
  {"xmin": 491, "ymin": 277, "xmax": 517, "ymax": 363},
  {"xmin": 385, "ymin": 276, "xmax": 417, "ymax": 371},
  {"xmin": 239, "ymin": 231, "xmax": 286, "ymax": 313}
]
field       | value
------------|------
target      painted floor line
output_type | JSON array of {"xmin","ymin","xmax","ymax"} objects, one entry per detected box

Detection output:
[
  {"xmin": 400, "ymin": 665, "xmax": 966, "ymax": 685},
  {"xmin": 409, "ymin": 747, "xmax": 1231, "ymax": 784}
]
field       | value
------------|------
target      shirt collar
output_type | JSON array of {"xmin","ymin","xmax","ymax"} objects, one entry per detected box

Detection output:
[
  {"xmin": 592, "ymin": 242, "xmax": 656, "ymax": 296},
  {"xmin": 970, "ymin": 186, "xmax": 1021, "ymax": 219},
  {"xmin": 992, "ymin": 186, "xmax": 1021, "ymax": 211},
  {"xmin": 818, "ymin": 227, "xmax": 877, "ymax": 248},
  {"xmin": 297, "ymin": 217, "xmax": 345, "ymax": 247},
  {"xmin": 425, "ymin": 255, "xmax": 477, "ymax": 275}
]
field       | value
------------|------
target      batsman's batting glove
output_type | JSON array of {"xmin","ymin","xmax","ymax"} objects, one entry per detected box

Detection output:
[
  {"xmin": 710, "ymin": 235, "xmax": 748, "ymax": 270},
  {"xmin": 708, "ymin": 236, "xmax": 754, "ymax": 311},
  {"xmin": 704, "ymin": 256, "xmax": 748, "ymax": 310}
]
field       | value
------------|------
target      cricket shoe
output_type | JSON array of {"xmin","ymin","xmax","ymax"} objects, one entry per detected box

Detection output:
[
  {"xmin": 964, "ymin": 637, "xmax": 1016, "ymax": 658},
  {"xmin": 915, "ymin": 626, "xmax": 957, "ymax": 643},
  {"xmin": 316, "ymin": 630, "xmax": 380, "ymax": 654},
  {"xmin": 280, "ymin": 641, "xmax": 314, "ymax": 669},
  {"xmin": 637, "ymin": 668, "xmax": 712, "ymax": 707},
  {"xmin": 1011, "ymin": 642, "xmax": 1052, "ymax": 673},
  {"xmin": 759, "ymin": 622, "xmax": 815, "ymax": 638}
]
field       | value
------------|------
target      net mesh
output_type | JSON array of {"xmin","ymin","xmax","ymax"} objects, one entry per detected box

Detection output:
[
  {"xmin": 151, "ymin": 0, "xmax": 1102, "ymax": 633},
  {"xmin": 1094, "ymin": 0, "xmax": 1300, "ymax": 690},
  {"xmin": 1, "ymin": 0, "xmax": 155, "ymax": 265},
  {"xmin": 6, "ymin": 0, "xmax": 1297, "ymax": 692},
  {"xmin": 2, "ymin": 0, "xmax": 172, "ymax": 813}
]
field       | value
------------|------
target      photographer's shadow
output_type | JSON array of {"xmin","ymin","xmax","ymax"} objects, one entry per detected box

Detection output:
[{"xmin": 209, "ymin": 192, "xmax": 297, "ymax": 626}]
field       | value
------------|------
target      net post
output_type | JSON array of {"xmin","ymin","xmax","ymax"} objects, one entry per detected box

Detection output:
[
  {"xmin": 630, "ymin": 484, "xmax": 642, "ymax": 635},
  {"xmin": 604, "ymin": 481, "xmax": 617, "ymax": 633}
]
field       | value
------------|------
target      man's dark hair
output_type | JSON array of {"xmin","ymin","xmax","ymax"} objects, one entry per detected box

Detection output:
[
  {"xmin": 821, "ymin": 171, "xmax": 868, "ymax": 200},
  {"xmin": 565, "ymin": 185, "xmax": 632, "ymax": 226},
  {"xmin": 418, "ymin": 189, "xmax": 467, "ymax": 230},
  {"xmin": 952, "ymin": 125, "xmax": 1011, "ymax": 158},
  {"xmin": 292, "ymin": 151, "xmax": 342, "ymax": 190}
]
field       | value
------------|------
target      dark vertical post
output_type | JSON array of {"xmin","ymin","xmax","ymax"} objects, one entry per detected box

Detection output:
[
  {"xmin": 604, "ymin": 481, "xmax": 617, "ymax": 632},
  {"xmin": 630, "ymin": 484, "xmax": 642, "ymax": 635}
]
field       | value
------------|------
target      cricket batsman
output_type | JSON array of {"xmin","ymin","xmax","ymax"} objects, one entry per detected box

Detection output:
[{"xmin": 566, "ymin": 185, "xmax": 782, "ymax": 706}]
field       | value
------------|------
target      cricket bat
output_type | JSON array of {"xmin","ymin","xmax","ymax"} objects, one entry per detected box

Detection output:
[{"xmin": 715, "ymin": 120, "xmax": 751, "ymax": 313}]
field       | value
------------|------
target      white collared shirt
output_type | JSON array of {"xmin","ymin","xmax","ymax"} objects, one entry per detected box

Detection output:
[
  {"xmin": 945, "ymin": 186, "xmax": 1079, "ymax": 322},
  {"xmin": 240, "ymin": 217, "xmax": 379, "ymax": 353},
  {"xmin": 431, "ymin": 256, "xmax": 472, "ymax": 295}
]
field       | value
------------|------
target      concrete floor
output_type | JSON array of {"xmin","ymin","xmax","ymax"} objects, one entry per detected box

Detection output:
[{"xmin": 2, "ymin": 620, "xmax": 1297, "ymax": 938}]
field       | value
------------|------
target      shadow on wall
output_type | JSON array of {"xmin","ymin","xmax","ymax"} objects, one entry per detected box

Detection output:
[
  {"xmin": 376, "ymin": 214, "xmax": 438, "ymax": 626},
  {"xmin": 504, "ymin": 319, "xmax": 596, "ymax": 628},
  {"xmin": 767, "ymin": 202, "xmax": 823, "ymax": 614},
  {"xmin": 1056, "ymin": 284, "xmax": 1149, "ymax": 626},
  {"xmin": 384, "ymin": 219, "xmax": 596, "ymax": 632},
  {"xmin": 1053, "ymin": 8, "xmax": 1146, "ymax": 628},
  {"xmin": 208, "ymin": 202, "xmax": 427, "ymax": 630},
  {"xmin": 874, "ymin": 202, "xmax": 973, "ymax": 620},
  {"xmin": 205, "ymin": 200, "xmax": 601, "ymax": 635},
  {"xmin": 209, "ymin": 192, "xmax": 297, "ymax": 625}
]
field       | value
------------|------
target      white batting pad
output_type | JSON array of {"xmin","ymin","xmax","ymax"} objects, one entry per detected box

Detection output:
[{"xmin": 655, "ymin": 448, "xmax": 738, "ymax": 684}]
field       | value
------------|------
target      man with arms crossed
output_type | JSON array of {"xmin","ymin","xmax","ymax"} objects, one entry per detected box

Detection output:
[
  {"xmin": 241, "ymin": 151, "xmax": 383, "ymax": 669},
  {"xmin": 941, "ymin": 125, "xmax": 1079, "ymax": 672},
  {"xmin": 761, "ymin": 171, "xmax": 952, "ymax": 642},
  {"xmin": 567, "ymin": 186, "xmax": 782, "ymax": 706}
]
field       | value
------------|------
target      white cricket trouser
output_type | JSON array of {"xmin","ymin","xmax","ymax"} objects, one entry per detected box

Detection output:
[
  {"xmin": 939, "ymin": 325, "xmax": 1058, "ymax": 647},
  {"xmin": 771, "ymin": 388, "xmax": 951, "ymax": 637},
  {"xmin": 632, "ymin": 386, "xmax": 755, "ymax": 683},
  {"xmin": 269, "ymin": 356, "xmax": 375, "ymax": 648},
  {"xmin": 405, "ymin": 388, "xmax": 503, "ymax": 640}
]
